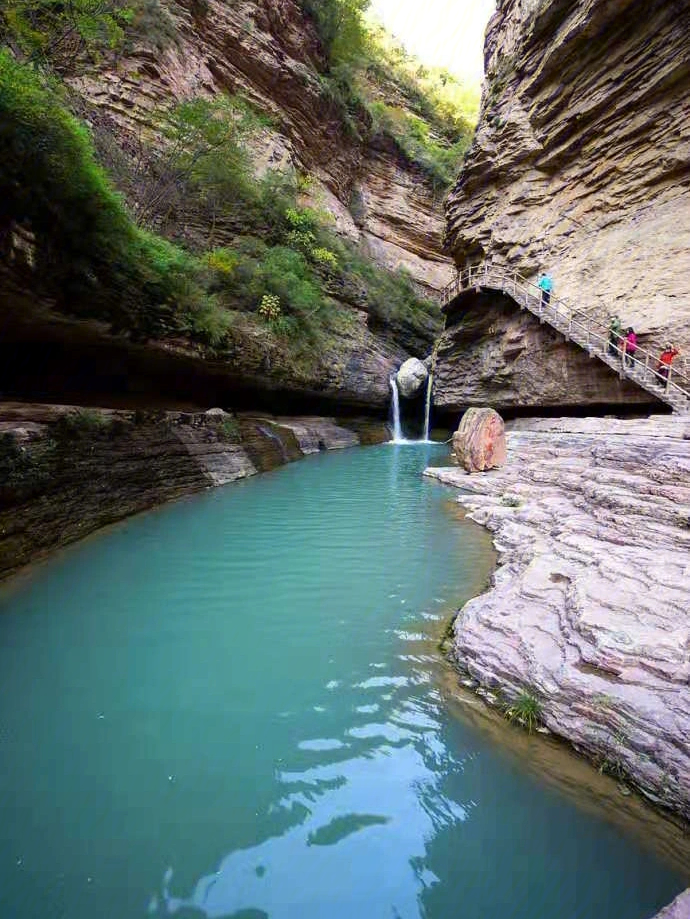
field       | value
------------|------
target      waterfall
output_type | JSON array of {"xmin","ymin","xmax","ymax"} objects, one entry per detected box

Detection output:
[
  {"xmin": 389, "ymin": 376, "xmax": 404, "ymax": 443},
  {"xmin": 257, "ymin": 424, "xmax": 288, "ymax": 462},
  {"xmin": 423, "ymin": 373, "xmax": 433, "ymax": 443}
]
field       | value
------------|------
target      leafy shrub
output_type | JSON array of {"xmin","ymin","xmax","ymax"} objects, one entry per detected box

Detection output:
[
  {"xmin": 258, "ymin": 293, "xmax": 281, "ymax": 324},
  {"xmin": 312, "ymin": 247, "xmax": 338, "ymax": 269},
  {"xmin": 298, "ymin": 0, "xmax": 370, "ymax": 68},
  {"xmin": 204, "ymin": 248, "xmax": 236, "ymax": 275},
  {"xmin": 0, "ymin": 0, "xmax": 131, "ymax": 72},
  {"xmin": 218, "ymin": 418, "xmax": 240, "ymax": 441},
  {"xmin": 126, "ymin": 0, "xmax": 178, "ymax": 52}
]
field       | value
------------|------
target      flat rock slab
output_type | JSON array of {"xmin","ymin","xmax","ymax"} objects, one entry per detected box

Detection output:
[{"xmin": 425, "ymin": 414, "xmax": 690, "ymax": 820}]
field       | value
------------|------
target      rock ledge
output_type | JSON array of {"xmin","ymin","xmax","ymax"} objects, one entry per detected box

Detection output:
[{"xmin": 425, "ymin": 415, "xmax": 690, "ymax": 821}]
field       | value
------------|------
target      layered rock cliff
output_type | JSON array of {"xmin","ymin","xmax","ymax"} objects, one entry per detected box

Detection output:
[
  {"xmin": 436, "ymin": 0, "xmax": 690, "ymax": 414},
  {"xmin": 75, "ymin": 0, "xmax": 452, "ymax": 294},
  {"xmin": 0, "ymin": 402, "xmax": 387, "ymax": 579},
  {"xmin": 426, "ymin": 414, "xmax": 690, "ymax": 821},
  {"xmin": 2, "ymin": 0, "xmax": 460, "ymax": 416}
]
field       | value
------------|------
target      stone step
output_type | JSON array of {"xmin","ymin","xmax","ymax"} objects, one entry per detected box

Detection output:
[{"xmin": 478, "ymin": 268, "xmax": 687, "ymax": 410}]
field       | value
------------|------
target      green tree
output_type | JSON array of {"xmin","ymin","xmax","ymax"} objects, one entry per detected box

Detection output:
[
  {"xmin": 0, "ymin": 0, "xmax": 132, "ymax": 72},
  {"xmin": 299, "ymin": 0, "xmax": 370, "ymax": 68}
]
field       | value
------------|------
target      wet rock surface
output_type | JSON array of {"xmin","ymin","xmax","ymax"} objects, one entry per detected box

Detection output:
[
  {"xmin": 654, "ymin": 888, "xmax": 690, "ymax": 919},
  {"xmin": 452, "ymin": 407, "xmax": 507, "ymax": 473},
  {"xmin": 0, "ymin": 403, "xmax": 387, "ymax": 580},
  {"xmin": 442, "ymin": 0, "xmax": 690, "ymax": 407},
  {"xmin": 425, "ymin": 415, "xmax": 690, "ymax": 820}
]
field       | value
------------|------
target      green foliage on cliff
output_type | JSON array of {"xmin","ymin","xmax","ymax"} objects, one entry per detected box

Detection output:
[
  {"xmin": 0, "ymin": 51, "xmax": 229, "ymax": 340},
  {"xmin": 0, "ymin": 0, "xmax": 132, "ymax": 70},
  {"xmin": 0, "ymin": 50, "xmax": 438, "ymax": 358},
  {"xmin": 0, "ymin": 0, "xmax": 179, "ymax": 71},
  {"xmin": 299, "ymin": 0, "xmax": 477, "ymax": 194},
  {"xmin": 300, "ymin": 0, "xmax": 370, "ymax": 68}
]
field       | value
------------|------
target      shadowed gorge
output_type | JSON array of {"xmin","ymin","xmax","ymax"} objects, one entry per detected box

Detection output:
[{"xmin": 2, "ymin": 0, "xmax": 690, "ymax": 916}]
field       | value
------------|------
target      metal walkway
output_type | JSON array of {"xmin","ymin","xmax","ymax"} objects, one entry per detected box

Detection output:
[{"xmin": 440, "ymin": 264, "xmax": 690, "ymax": 414}]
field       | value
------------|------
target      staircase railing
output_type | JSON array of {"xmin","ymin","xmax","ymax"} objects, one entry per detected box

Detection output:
[{"xmin": 440, "ymin": 264, "xmax": 690, "ymax": 413}]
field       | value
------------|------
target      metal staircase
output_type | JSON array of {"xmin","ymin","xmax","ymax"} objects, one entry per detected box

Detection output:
[{"xmin": 440, "ymin": 264, "xmax": 690, "ymax": 415}]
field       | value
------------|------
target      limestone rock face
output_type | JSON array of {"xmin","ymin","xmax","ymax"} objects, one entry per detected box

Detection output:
[
  {"xmin": 425, "ymin": 415, "xmax": 690, "ymax": 820},
  {"xmin": 441, "ymin": 0, "xmax": 690, "ymax": 406},
  {"xmin": 452, "ymin": 407, "xmax": 507, "ymax": 472},
  {"xmin": 653, "ymin": 889, "xmax": 690, "ymax": 919},
  {"xmin": 434, "ymin": 292, "xmax": 660, "ymax": 414},
  {"xmin": 12, "ymin": 0, "xmax": 449, "ymax": 412},
  {"xmin": 73, "ymin": 0, "xmax": 452, "ymax": 297},
  {"xmin": 396, "ymin": 358, "xmax": 428, "ymax": 398},
  {"xmin": 0, "ymin": 402, "xmax": 387, "ymax": 579}
]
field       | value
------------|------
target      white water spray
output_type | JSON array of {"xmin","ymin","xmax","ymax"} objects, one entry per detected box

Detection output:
[
  {"xmin": 423, "ymin": 373, "xmax": 433, "ymax": 443},
  {"xmin": 389, "ymin": 376, "xmax": 405, "ymax": 443}
]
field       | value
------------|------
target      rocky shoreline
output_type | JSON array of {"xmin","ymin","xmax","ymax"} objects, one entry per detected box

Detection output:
[
  {"xmin": 0, "ymin": 402, "xmax": 388, "ymax": 582},
  {"xmin": 426, "ymin": 414, "xmax": 690, "ymax": 916},
  {"xmin": 425, "ymin": 415, "xmax": 690, "ymax": 818}
]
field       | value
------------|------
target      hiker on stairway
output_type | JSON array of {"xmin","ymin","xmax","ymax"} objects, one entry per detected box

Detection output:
[
  {"xmin": 608, "ymin": 316, "xmax": 623, "ymax": 356},
  {"xmin": 538, "ymin": 272, "xmax": 553, "ymax": 308},
  {"xmin": 622, "ymin": 327, "xmax": 637, "ymax": 368},
  {"xmin": 656, "ymin": 345, "xmax": 680, "ymax": 388}
]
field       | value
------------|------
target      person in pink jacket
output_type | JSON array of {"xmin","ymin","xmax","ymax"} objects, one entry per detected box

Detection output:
[{"xmin": 623, "ymin": 327, "xmax": 637, "ymax": 368}]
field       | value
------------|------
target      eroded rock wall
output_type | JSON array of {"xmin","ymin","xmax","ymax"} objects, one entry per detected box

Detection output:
[
  {"xmin": 434, "ymin": 292, "xmax": 661, "ymax": 415},
  {"xmin": 0, "ymin": 402, "xmax": 387, "ymax": 580},
  {"xmin": 75, "ymin": 0, "xmax": 451, "ymax": 294},
  {"xmin": 425, "ymin": 414, "xmax": 690, "ymax": 820},
  {"xmin": 440, "ymin": 0, "xmax": 690, "ymax": 409}
]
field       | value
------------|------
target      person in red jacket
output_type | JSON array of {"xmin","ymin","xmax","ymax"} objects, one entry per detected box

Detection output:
[
  {"xmin": 656, "ymin": 345, "xmax": 680, "ymax": 388},
  {"xmin": 623, "ymin": 327, "xmax": 638, "ymax": 368}
]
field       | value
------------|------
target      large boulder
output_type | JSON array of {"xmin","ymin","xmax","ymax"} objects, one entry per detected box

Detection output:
[
  {"xmin": 396, "ymin": 358, "xmax": 428, "ymax": 398},
  {"xmin": 452, "ymin": 407, "xmax": 507, "ymax": 473}
]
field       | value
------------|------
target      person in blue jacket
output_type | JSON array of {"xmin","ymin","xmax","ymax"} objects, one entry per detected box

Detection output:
[{"xmin": 538, "ymin": 272, "xmax": 553, "ymax": 308}]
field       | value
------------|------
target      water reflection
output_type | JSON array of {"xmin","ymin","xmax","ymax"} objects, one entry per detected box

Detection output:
[
  {"xmin": 0, "ymin": 445, "xmax": 684, "ymax": 919},
  {"xmin": 155, "ymin": 696, "xmax": 468, "ymax": 919}
]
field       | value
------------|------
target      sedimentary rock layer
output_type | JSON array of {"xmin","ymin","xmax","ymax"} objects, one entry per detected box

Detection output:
[
  {"xmin": 0, "ymin": 403, "xmax": 386, "ymax": 580},
  {"xmin": 654, "ymin": 888, "xmax": 690, "ymax": 919},
  {"xmin": 441, "ymin": 0, "xmax": 690, "ymax": 406},
  {"xmin": 75, "ymin": 0, "xmax": 451, "ymax": 294},
  {"xmin": 425, "ymin": 415, "xmax": 690, "ymax": 820},
  {"xmin": 0, "ymin": 276, "xmax": 416, "ymax": 415},
  {"xmin": 433, "ymin": 291, "xmax": 661, "ymax": 414}
]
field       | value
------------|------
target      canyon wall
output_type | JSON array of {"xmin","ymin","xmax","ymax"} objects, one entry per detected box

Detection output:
[
  {"xmin": 74, "ymin": 0, "xmax": 451, "ymax": 294},
  {"xmin": 2, "ymin": 0, "xmax": 455, "ymax": 416},
  {"xmin": 0, "ymin": 402, "xmax": 387, "ymax": 580},
  {"xmin": 436, "ymin": 0, "xmax": 690, "ymax": 413}
]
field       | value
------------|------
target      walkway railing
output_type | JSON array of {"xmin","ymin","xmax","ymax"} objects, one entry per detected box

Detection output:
[{"xmin": 440, "ymin": 264, "xmax": 690, "ymax": 414}]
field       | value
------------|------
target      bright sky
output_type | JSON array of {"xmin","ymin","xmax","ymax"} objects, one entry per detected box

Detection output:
[{"xmin": 368, "ymin": 0, "xmax": 496, "ymax": 85}]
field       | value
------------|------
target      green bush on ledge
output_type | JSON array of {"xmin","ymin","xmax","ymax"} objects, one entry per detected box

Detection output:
[{"xmin": 502, "ymin": 691, "xmax": 543, "ymax": 734}]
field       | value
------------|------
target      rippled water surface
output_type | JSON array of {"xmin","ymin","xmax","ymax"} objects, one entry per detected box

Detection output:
[{"xmin": 0, "ymin": 444, "xmax": 685, "ymax": 918}]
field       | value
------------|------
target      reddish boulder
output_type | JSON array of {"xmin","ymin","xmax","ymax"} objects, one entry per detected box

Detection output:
[{"xmin": 452, "ymin": 407, "xmax": 507, "ymax": 473}]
